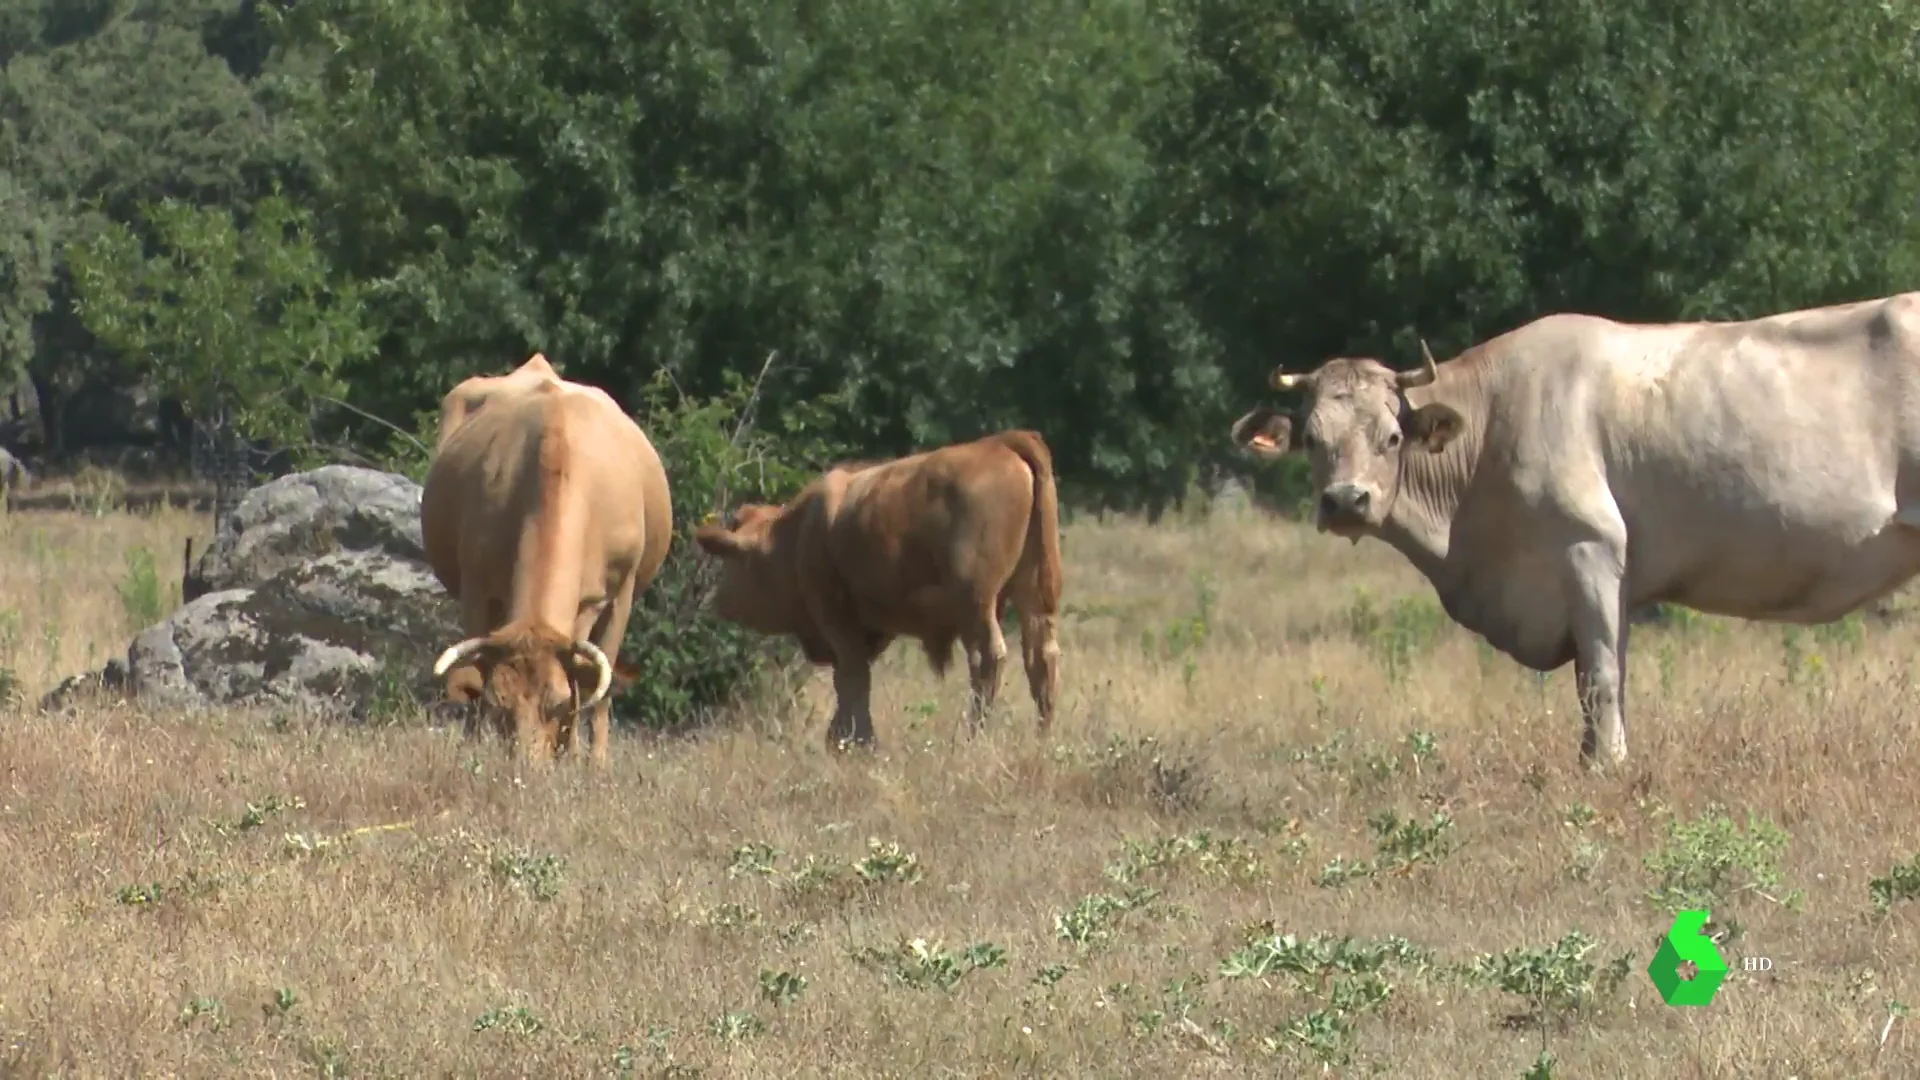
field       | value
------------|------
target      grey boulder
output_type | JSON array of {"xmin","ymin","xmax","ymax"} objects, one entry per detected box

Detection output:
[
  {"xmin": 184, "ymin": 464, "xmax": 429, "ymax": 601},
  {"xmin": 43, "ymin": 465, "xmax": 466, "ymax": 722}
]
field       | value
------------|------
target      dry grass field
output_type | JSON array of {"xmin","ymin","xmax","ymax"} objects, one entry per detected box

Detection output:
[{"xmin": 6, "ymin": 489, "xmax": 1920, "ymax": 1078}]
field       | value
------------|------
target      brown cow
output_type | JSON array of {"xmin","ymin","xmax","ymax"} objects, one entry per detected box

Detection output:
[
  {"xmin": 420, "ymin": 353, "xmax": 673, "ymax": 764},
  {"xmin": 693, "ymin": 430, "xmax": 1064, "ymax": 749}
]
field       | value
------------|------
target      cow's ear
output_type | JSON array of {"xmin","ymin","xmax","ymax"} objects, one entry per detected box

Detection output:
[
  {"xmin": 1405, "ymin": 403, "xmax": 1465, "ymax": 453},
  {"xmin": 442, "ymin": 665, "xmax": 485, "ymax": 704},
  {"xmin": 1230, "ymin": 406, "xmax": 1296, "ymax": 461},
  {"xmin": 694, "ymin": 523, "xmax": 747, "ymax": 558}
]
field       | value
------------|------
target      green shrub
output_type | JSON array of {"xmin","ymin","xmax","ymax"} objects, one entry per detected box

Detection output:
[{"xmin": 614, "ymin": 365, "xmax": 850, "ymax": 730}]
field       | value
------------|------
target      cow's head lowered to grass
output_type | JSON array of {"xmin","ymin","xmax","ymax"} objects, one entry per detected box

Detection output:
[
  {"xmin": 431, "ymin": 623, "xmax": 614, "ymax": 756},
  {"xmin": 1231, "ymin": 342, "xmax": 1467, "ymax": 536}
]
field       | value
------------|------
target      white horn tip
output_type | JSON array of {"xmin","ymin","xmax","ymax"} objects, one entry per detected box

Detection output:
[
  {"xmin": 433, "ymin": 637, "xmax": 488, "ymax": 679},
  {"xmin": 575, "ymin": 641, "xmax": 614, "ymax": 708}
]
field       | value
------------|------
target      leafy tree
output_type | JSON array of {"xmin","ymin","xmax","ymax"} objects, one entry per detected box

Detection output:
[
  {"xmin": 1158, "ymin": 0, "xmax": 1920, "ymax": 511},
  {"xmin": 0, "ymin": 1, "xmax": 296, "ymax": 452},
  {"xmin": 67, "ymin": 193, "xmax": 374, "ymax": 458},
  {"xmin": 265, "ymin": 0, "xmax": 1218, "ymax": 508},
  {"xmin": 1167, "ymin": 0, "xmax": 1920, "ymax": 377},
  {"xmin": 13, "ymin": 0, "xmax": 1920, "ymax": 524},
  {"xmin": 0, "ymin": 170, "xmax": 53, "ymax": 379}
]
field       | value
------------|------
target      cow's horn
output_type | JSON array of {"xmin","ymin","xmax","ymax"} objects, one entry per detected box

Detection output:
[
  {"xmin": 572, "ymin": 640, "xmax": 614, "ymax": 709},
  {"xmin": 432, "ymin": 636, "xmax": 491, "ymax": 679},
  {"xmin": 1399, "ymin": 339, "xmax": 1439, "ymax": 389},
  {"xmin": 1270, "ymin": 368, "xmax": 1310, "ymax": 391}
]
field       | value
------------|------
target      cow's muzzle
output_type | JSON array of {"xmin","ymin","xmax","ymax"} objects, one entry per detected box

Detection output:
[{"xmin": 1316, "ymin": 483, "xmax": 1375, "ymax": 531}]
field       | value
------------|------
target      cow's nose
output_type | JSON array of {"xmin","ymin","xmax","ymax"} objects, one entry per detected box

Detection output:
[{"xmin": 1320, "ymin": 485, "xmax": 1371, "ymax": 518}]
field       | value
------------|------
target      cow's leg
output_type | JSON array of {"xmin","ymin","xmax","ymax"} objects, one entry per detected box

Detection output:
[
  {"xmin": 806, "ymin": 572, "xmax": 879, "ymax": 750},
  {"xmin": 1004, "ymin": 534, "xmax": 1062, "ymax": 731},
  {"xmin": 583, "ymin": 577, "xmax": 639, "ymax": 768},
  {"xmin": 800, "ymin": 616, "xmax": 868, "ymax": 750},
  {"xmin": 1566, "ymin": 538, "xmax": 1630, "ymax": 769},
  {"xmin": 825, "ymin": 658, "xmax": 876, "ymax": 751},
  {"xmin": 961, "ymin": 602, "xmax": 1007, "ymax": 734},
  {"xmin": 1015, "ymin": 600, "xmax": 1061, "ymax": 732}
]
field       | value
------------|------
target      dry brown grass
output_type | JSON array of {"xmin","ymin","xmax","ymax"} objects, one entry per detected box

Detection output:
[
  {"xmin": 4, "ymin": 498, "xmax": 1920, "ymax": 1078},
  {"xmin": 0, "ymin": 500, "xmax": 202, "ymax": 691}
]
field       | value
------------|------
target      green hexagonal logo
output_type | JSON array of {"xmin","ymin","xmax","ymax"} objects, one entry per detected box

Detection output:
[{"xmin": 1648, "ymin": 909, "xmax": 1729, "ymax": 1006}]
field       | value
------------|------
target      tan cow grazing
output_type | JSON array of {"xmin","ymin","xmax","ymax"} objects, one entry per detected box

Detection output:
[
  {"xmin": 692, "ymin": 430, "xmax": 1063, "ymax": 749},
  {"xmin": 420, "ymin": 353, "xmax": 673, "ymax": 765},
  {"xmin": 1230, "ymin": 292, "xmax": 1920, "ymax": 771}
]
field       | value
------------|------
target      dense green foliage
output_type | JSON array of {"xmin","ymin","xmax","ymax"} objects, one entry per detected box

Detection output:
[
  {"xmin": 9, "ymin": 0, "xmax": 1920, "ymax": 719},
  {"xmin": 0, "ymin": 0, "xmax": 287, "ymax": 448},
  {"xmin": 69, "ymin": 194, "xmax": 373, "ymax": 454},
  {"xmin": 12, "ymin": 0, "xmax": 1920, "ymax": 489}
]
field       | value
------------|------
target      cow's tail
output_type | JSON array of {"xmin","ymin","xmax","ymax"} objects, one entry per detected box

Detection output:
[
  {"xmin": 996, "ymin": 429, "xmax": 1063, "ymax": 727},
  {"xmin": 997, "ymin": 430, "xmax": 1063, "ymax": 615}
]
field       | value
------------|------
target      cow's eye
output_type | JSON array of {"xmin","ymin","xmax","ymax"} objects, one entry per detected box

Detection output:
[{"xmin": 1386, "ymin": 430, "xmax": 1403, "ymax": 450}]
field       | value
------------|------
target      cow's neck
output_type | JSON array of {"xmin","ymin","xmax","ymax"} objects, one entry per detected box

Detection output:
[{"xmin": 1375, "ymin": 368, "xmax": 1489, "ymax": 586}]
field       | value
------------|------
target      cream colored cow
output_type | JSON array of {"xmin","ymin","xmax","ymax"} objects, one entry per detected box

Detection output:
[
  {"xmin": 421, "ymin": 353, "xmax": 672, "ymax": 765},
  {"xmin": 1232, "ymin": 293, "xmax": 1920, "ymax": 770}
]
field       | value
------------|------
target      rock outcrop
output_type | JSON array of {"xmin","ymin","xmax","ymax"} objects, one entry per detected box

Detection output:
[{"xmin": 43, "ymin": 465, "xmax": 464, "ymax": 722}]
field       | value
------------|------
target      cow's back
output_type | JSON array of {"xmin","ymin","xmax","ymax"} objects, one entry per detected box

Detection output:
[
  {"xmin": 423, "ymin": 378, "xmax": 548, "ymax": 595},
  {"xmin": 810, "ymin": 437, "xmax": 1038, "ymax": 636},
  {"xmin": 422, "ymin": 366, "xmax": 672, "ymax": 604},
  {"xmin": 434, "ymin": 354, "xmax": 565, "ymax": 453},
  {"xmin": 557, "ymin": 383, "xmax": 674, "ymax": 591},
  {"xmin": 1472, "ymin": 294, "xmax": 1920, "ymax": 622}
]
